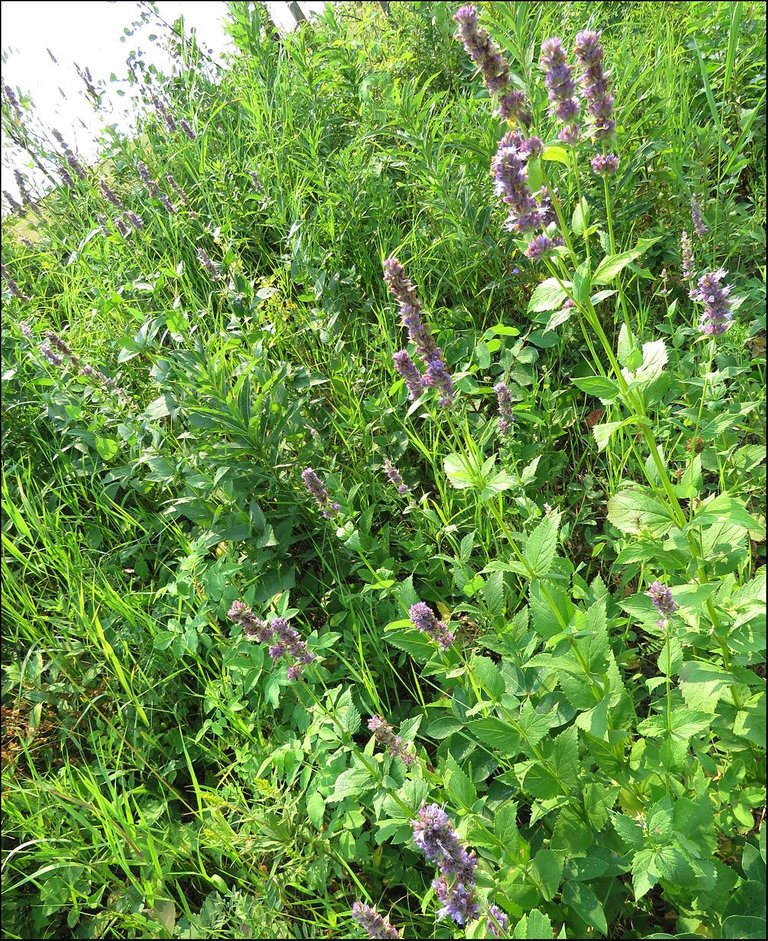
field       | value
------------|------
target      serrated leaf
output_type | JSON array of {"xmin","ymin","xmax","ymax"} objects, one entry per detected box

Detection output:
[
  {"xmin": 592, "ymin": 237, "xmax": 660, "ymax": 284},
  {"xmin": 512, "ymin": 910, "xmax": 555, "ymax": 940},
  {"xmin": 306, "ymin": 791, "xmax": 325, "ymax": 829},
  {"xmin": 471, "ymin": 654, "xmax": 505, "ymax": 701},
  {"xmin": 607, "ymin": 486, "xmax": 675, "ymax": 537},
  {"xmin": 533, "ymin": 849, "xmax": 564, "ymax": 901},
  {"xmin": 621, "ymin": 338, "xmax": 668, "ymax": 386},
  {"xmin": 469, "ymin": 717, "xmax": 520, "ymax": 751},
  {"xmin": 572, "ymin": 376, "xmax": 620, "ymax": 400},
  {"xmin": 524, "ymin": 512, "xmax": 561, "ymax": 578},
  {"xmin": 444, "ymin": 452, "xmax": 475, "ymax": 489},
  {"xmin": 563, "ymin": 880, "xmax": 608, "ymax": 934},
  {"xmin": 528, "ymin": 278, "xmax": 569, "ymax": 313},
  {"xmin": 542, "ymin": 145, "xmax": 569, "ymax": 165}
]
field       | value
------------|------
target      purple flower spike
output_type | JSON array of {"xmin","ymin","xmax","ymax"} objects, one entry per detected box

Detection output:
[
  {"xmin": 539, "ymin": 37, "xmax": 580, "ymax": 123},
  {"xmin": 591, "ymin": 154, "xmax": 619, "ymax": 176},
  {"xmin": 497, "ymin": 88, "xmax": 531, "ymax": 126},
  {"xmin": 453, "ymin": 5, "xmax": 511, "ymax": 96},
  {"xmin": 691, "ymin": 195, "xmax": 708, "ymax": 237},
  {"xmin": 368, "ymin": 715, "xmax": 414, "ymax": 766},
  {"xmin": 409, "ymin": 602, "xmax": 455, "ymax": 650},
  {"xmin": 487, "ymin": 905, "xmax": 509, "ymax": 937},
  {"xmin": 680, "ymin": 231, "xmax": 695, "ymax": 287},
  {"xmin": 694, "ymin": 269, "xmax": 732, "ymax": 336},
  {"xmin": 228, "ymin": 601, "xmax": 315, "ymax": 679},
  {"xmin": 525, "ymin": 234, "xmax": 556, "ymax": 260},
  {"xmin": 574, "ymin": 30, "xmax": 615, "ymax": 138},
  {"xmin": 494, "ymin": 382, "xmax": 514, "ymax": 434},
  {"xmin": 491, "ymin": 133, "xmax": 542, "ymax": 233},
  {"xmin": 351, "ymin": 902, "xmax": 401, "ymax": 940},
  {"xmin": 645, "ymin": 580, "xmax": 678, "ymax": 626},
  {"xmin": 302, "ymin": 467, "xmax": 339, "ymax": 517},
  {"xmin": 393, "ymin": 350, "xmax": 425, "ymax": 401},
  {"xmin": 383, "ymin": 459, "xmax": 409, "ymax": 495},
  {"xmin": 384, "ymin": 257, "xmax": 438, "ymax": 363},
  {"xmin": 559, "ymin": 123, "xmax": 580, "ymax": 145},
  {"xmin": 412, "ymin": 804, "xmax": 479, "ymax": 926}
]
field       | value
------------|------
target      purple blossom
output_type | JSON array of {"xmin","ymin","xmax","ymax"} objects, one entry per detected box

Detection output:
[
  {"xmin": 412, "ymin": 804, "xmax": 479, "ymax": 926},
  {"xmin": 525, "ymin": 233, "xmax": 560, "ymax": 260},
  {"xmin": 197, "ymin": 247, "xmax": 220, "ymax": 280},
  {"xmin": 383, "ymin": 257, "xmax": 438, "ymax": 362},
  {"xmin": 591, "ymin": 153, "xmax": 619, "ymax": 176},
  {"xmin": 423, "ymin": 350, "xmax": 454, "ymax": 406},
  {"xmin": 153, "ymin": 95, "xmax": 177, "ymax": 132},
  {"xmin": 52, "ymin": 129, "xmax": 87, "ymax": 180},
  {"xmin": 180, "ymin": 119, "xmax": 197, "ymax": 141},
  {"xmin": 494, "ymin": 381, "xmax": 514, "ymax": 434},
  {"xmin": 694, "ymin": 269, "xmax": 732, "ymax": 336},
  {"xmin": 368, "ymin": 715, "xmax": 414, "ymax": 765},
  {"xmin": 99, "ymin": 179, "xmax": 124, "ymax": 210},
  {"xmin": 126, "ymin": 211, "xmax": 144, "ymax": 231},
  {"xmin": 691, "ymin": 195, "xmax": 708, "ymax": 237},
  {"xmin": 574, "ymin": 30, "xmax": 615, "ymax": 138},
  {"xmin": 518, "ymin": 135, "xmax": 544, "ymax": 159},
  {"xmin": 40, "ymin": 329, "xmax": 132, "ymax": 403},
  {"xmin": 559, "ymin": 123, "xmax": 580, "ymax": 145},
  {"xmin": 393, "ymin": 350, "xmax": 425, "ymax": 401},
  {"xmin": 539, "ymin": 37, "xmax": 580, "ymax": 123},
  {"xmin": 166, "ymin": 173, "xmax": 188, "ymax": 203},
  {"xmin": 491, "ymin": 134, "xmax": 542, "ymax": 233},
  {"xmin": 351, "ymin": 902, "xmax": 401, "ymax": 940},
  {"xmin": 409, "ymin": 602, "xmax": 455, "ymax": 650},
  {"xmin": 1, "ymin": 265, "xmax": 30, "ymax": 301},
  {"xmin": 3, "ymin": 190, "xmax": 22, "ymax": 213},
  {"xmin": 3, "ymin": 83, "xmax": 24, "ymax": 122},
  {"xmin": 487, "ymin": 905, "xmax": 509, "ymax": 937},
  {"xmin": 114, "ymin": 216, "xmax": 130, "ymax": 238},
  {"xmin": 453, "ymin": 5, "xmax": 510, "ymax": 96},
  {"xmin": 302, "ymin": 467, "xmax": 339, "ymax": 518},
  {"xmin": 228, "ymin": 601, "xmax": 315, "ymax": 679},
  {"xmin": 18, "ymin": 320, "xmax": 34, "ymax": 340},
  {"xmin": 497, "ymin": 89, "xmax": 531, "ymax": 126},
  {"xmin": 41, "ymin": 342, "xmax": 64, "ymax": 367},
  {"xmin": 383, "ymin": 459, "xmax": 409, "ymax": 495},
  {"xmin": 645, "ymin": 580, "xmax": 678, "ymax": 624}
]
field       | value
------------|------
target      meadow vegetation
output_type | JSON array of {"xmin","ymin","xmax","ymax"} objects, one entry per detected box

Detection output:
[{"xmin": 1, "ymin": 1, "xmax": 766, "ymax": 938}]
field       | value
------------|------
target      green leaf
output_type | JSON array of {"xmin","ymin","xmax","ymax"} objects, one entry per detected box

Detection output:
[
  {"xmin": 481, "ymin": 470, "xmax": 515, "ymax": 501},
  {"xmin": 533, "ymin": 849, "xmax": 564, "ymax": 901},
  {"xmin": 622, "ymin": 338, "xmax": 668, "ymax": 385},
  {"xmin": 679, "ymin": 661, "xmax": 735, "ymax": 713},
  {"xmin": 572, "ymin": 198, "xmax": 589, "ymax": 237},
  {"xmin": 687, "ymin": 493, "xmax": 763, "ymax": 535},
  {"xmin": 306, "ymin": 792, "xmax": 325, "ymax": 829},
  {"xmin": 426, "ymin": 716, "xmax": 464, "ymax": 739},
  {"xmin": 613, "ymin": 813, "xmax": 644, "ymax": 850},
  {"xmin": 592, "ymin": 236, "xmax": 661, "ymax": 284},
  {"xmin": 528, "ymin": 278, "xmax": 569, "ymax": 313},
  {"xmin": 617, "ymin": 323, "xmax": 635, "ymax": 367},
  {"xmin": 383, "ymin": 627, "xmax": 436, "ymax": 662},
  {"xmin": 94, "ymin": 436, "xmax": 119, "ymax": 461},
  {"xmin": 444, "ymin": 452, "xmax": 475, "ymax": 489},
  {"xmin": 592, "ymin": 420, "xmax": 624, "ymax": 452},
  {"xmin": 445, "ymin": 756, "xmax": 477, "ymax": 810},
  {"xmin": 524, "ymin": 512, "xmax": 561, "ymax": 578},
  {"xmin": 471, "ymin": 654, "xmax": 505, "ymax": 702},
  {"xmin": 722, "ymin": 916, "xmax": 767, "ymax": 939},
  {"xmin": 572, "ymin": 376, "xmax": 620, "ymax": 400},
  {"xmin": 511, "ymin": 910, "xmax": 555, "ymax": 940},
  {"xmin": 327, "ymin": 766, "xmax": 371, "ymax": 803},
  {"xmin": 542, "ymin": 145, "xmax": 569, "ymax": 165},
  {"xmin": 469, "ymin": 717, "xmax": 520, "ymax": 751},
  {"xmin": 607, "ymin": 485, "xmax": 675, "ymax": 537},
  {"xmin": 563, "ymin": 880, "xmax": 608, "ymax": 934}
]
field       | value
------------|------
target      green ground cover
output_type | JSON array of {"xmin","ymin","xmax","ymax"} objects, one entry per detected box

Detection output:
[{"xmin": 1, "ymin": 2, "xmax": 765, "ymax": 938}]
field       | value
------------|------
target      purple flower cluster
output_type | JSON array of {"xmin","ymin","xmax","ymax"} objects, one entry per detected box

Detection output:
[
  {"xmin": 384, "ymin": 258, "xmax": 453, "ymax": 406},
  {"xmin": 453, "ymin": 5, "xmax": 509, "ymax": 95},
  {"xmin": 591, "ymin": 153, "xmax": 619, "ymax": 176},
  {"xmin": 412, "ymin": 804, "xmax": 479, "ymax": 926},
  {"xmin": 165, "ymin": 173, "xmax": 188, "ymax": 204},
  {"xmin": 368, "ymin": 715, "xmax": 414, "ymax": 766},
  {"xmin": 13, "ymin": 170, "xmax": 42, "ymax": 217},
  {"xmin": 302, "ymin": 467, "xmax": 340, "ymax": 518},
  {"xmin": 180, "ymin": 119, "xmax": 197, "ymax": 141},
  {"xmin": 487, "ymin": 905, "xmax": 509, "ymax": 937},
  {"xmin": 38, "ymin": 330, "xmax": 132, "ymax": 404},
  {"xmin": 52, "ymin": 129, "xmax": 87, "ymax": 183},
  {"xmin": 491, "ymin": 131, "xmax": 548, "ymax": 233},
  {"xmin": 1, "ymin": 264, "xmax": 30, "ymax": 301},
  {"xmin": 525, "ymin": 233, "xmax": 563, "ymax": 260},
  {"xmin": 691, "ymin": 195, "xmax": 708, "ymax": 238},
  {"xmin": 540, "ymin": 38, "xmax": 579, "ymax": 124},
  {"xmin": 645, "ymin": 580, "xmax": 678, "ymax": 626},
  {"xmin": 409, "ymin": 602, "xmax": 455, "ymax": 651},
  {"xmin": 351, "ymin": 902, "xmax": 401, "ymax": 940},
  {"xmin": 3, "ymin": 82, "xmax": 24, "ymax": 122},
  {"xmin": 383, "ymin": 459, "xmax": 409, "ymax": 495},
  {"xmin": 138, "ymin": 162, "xmax": 177, "ymax": 214},
  {"xmin": 694, "ymin": 269, "xmax": 732, "ymax": 336},
  {"xmin": 153, "ymin": 95, "xmax": 177, "ymax": 133},
  {"xmin": 228, "ymin": 600, "xmax": 315, "ymax": 680},
  {"xmin": 196, "ymin": 247, "xmax": 221, "ymax": 281},
  {"xmin": 494, "ymin": 382, "xmax": 514, "ymax": 434},
  {"xmin": 574, "ymin": 30, "xmax": 615, "ymax": 138}
]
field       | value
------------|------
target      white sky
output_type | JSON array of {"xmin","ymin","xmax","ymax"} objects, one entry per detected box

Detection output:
[{"xmin": 1, "ymin": 1, "xmax": 326, "ymax": 205}]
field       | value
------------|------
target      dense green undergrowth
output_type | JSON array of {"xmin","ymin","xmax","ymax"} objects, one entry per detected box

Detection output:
[{"xmin": 1, "ymin": 2, "xmax": 766, "ymax": 938}]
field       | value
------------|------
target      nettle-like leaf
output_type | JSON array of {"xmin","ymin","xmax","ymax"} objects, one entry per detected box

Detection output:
[
  {"xmin": 607, "ymin": 484, "xmax": 676, "ymax": 537},
  {"xmin": 621, "ymin": 338, "xmax": 667, "ymax": 386},
  {"xmin": 592, "ymin": 236, "xmax": 661, "ymax": 284},
  {"xmin": 528, "ymin": 277, "xmax": 570, "ymax": 313},
  {"xmin": 523, "ymin": 511, "xmax": 561, "ymax": 578}
]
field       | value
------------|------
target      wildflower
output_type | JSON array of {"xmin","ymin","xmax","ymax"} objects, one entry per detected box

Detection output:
[
  {"xmin": 423, "ymin": 350, "xmax": 454, "ymax": 406},
  {"xmin": 13, "ymin": 170, "xmax": 42, "ymax": 217},
  {"xmin": 487, "ymin": 905, "xmax": 509, "ymax": 937},
  {"xmin": 42, "ymin": 329, "xmax": 132, "ymax": 403},
  {"xmin": 491, "ymin": 134, "xmax": 542, "ymax": 233},
  {"xmin": 249, "ymin": 170, "xmax": 262, "ymax": 191},
  {"xmin": 694, "ymin": 269, "xmax": 732, "ymax": 336},
  {"xmin": 525, "ymin": 233, "xmax": 556, "ymax": 260},
  {"xmin": 368, "ymin": 715, "xmax": 414, "ymax": 765},
  {"xmin": 383, "ymin": 257, "xmax": 438, "ymax": 362},
  {"xmin": 680, "ymin": 231, "xmax": 695, "ymax": 284},
  {"xmin": 18, "ymin": 320, "xmax": 34, "ymax": 339},
  {"xmin": 574, "ymin": 30, "xmax": 615, "ymax": 138},
  {"xmin": 409, "ymin": 602, "xmax": 455, "ymax": 650},
  {"xmin": 412, "ymin": 803, "xmax": 479, "ymax": 926},
  {"xmin": 383, "ymin": 459, "xmax": 409, "ymax": 495},
  {"xmin": 393, "ymin": 350, "xmax": 425, "ymax": 401},
  {"xmin": 497, "ymin": 88, "xmax": 531, "ymax": 126},
  {"xmin": 453, "ymin": 5, "xmax": 510, "ymax": 95},
  {"xmin": 114, "ymin": 215, "xmax": 130, "ymax": 238},
  {"xmin": 52, "ymin": 129, "xmax": 87, "ymax": 180},
  {"xmin": 691, "ymin": 195, "xmax": 708, "ymax": 237},
  {"xmin": 1, "ymin": 264, "xmax": 30, "ymax": 301},
  {"xmin": 591, "ymin": 153, "xmax": 619, "ymax": 176},
  {"xmin": 99, "ymin": 179, "xmax": 124, "ymax": 210},
  {"xmin": 518, "ymin": 135, "xmax": 544, "ymax": 159},
  {"xmin": 166, "ymin": 173, "xmax": 188, "ymax": 203},
  {"xmin": 3, "ymin": 82, "xmax": 24, "ymax": 122},
  {"xmin": 3, "ymin": 190, "xmax": 22, "ymax": 213},
  {"xmin": 539, "ymin": 37, "xmax": 579, "ymax": 123},
  {"xmin": 228, "ymin": 601, "xmax": 315, "ymax": 679},
  {"xmin": 41, "ymin": 341, "xmax": 64, "ymax": 367},
  {"xmin": 659, "ymin": 268, "xmax": 671, "ymax": 297},
  {"xmin": 351, "ymin": 902, "xmax": 401, "ymax": 940},
  {"xmin": 301, "ymin": 467, "xmax": 340, "ymax": 518},
  {"xmin": 126, "ymin": 211, "xmax": 144, "ymax": 231},
  {"xmin": 196, "ymin": 247, "xmax": 220, "ymax": 280},
  {"xmin": 645, "ymin": 580, "xmax": 678, "ymax": 625},
  {"xmin": 494, "ymin": 381, "xmax": 514, "ymax": 434},
  {"xmin": 180, "ymin": 119, "xmax": 197, "ymax": 141},
  {"xmin": 153, "ymin": 95, "xmax": 177, "ymax": 132},
  {"xmin": 559, "ymin": 123, "xmax": 580, "ymax": 145},
  {"xmin": 59, "ymin": 165, "xmax": 76, "ymax": 191}
]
